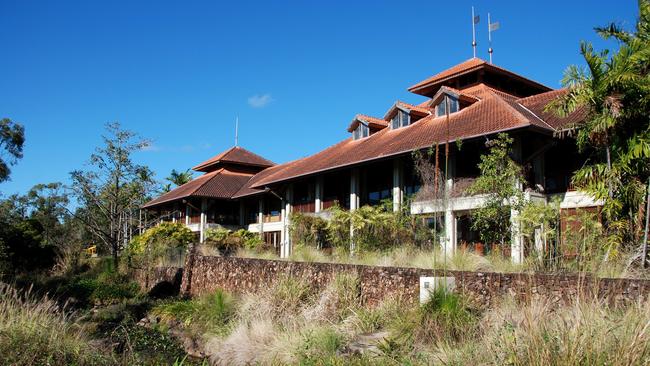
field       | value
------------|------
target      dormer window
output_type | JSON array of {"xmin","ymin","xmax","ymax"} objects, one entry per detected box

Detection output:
[
  {"xmin": 352, "ymin": 123, "xmax": 369, "ymax": 140},
  {"xmin": 391, "ymin": 110, "xmax": 410, "ymax": 129},
  {"xmin": 435, "ymin": 96, "xmax": 459, "ymax": 117}
]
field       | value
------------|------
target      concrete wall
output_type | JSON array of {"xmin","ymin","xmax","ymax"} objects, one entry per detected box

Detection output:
[{"xmin": 178, "ymin": 255, "xmax": 650, "ymax": 308}]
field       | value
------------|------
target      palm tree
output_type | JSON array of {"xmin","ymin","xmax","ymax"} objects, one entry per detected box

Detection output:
[
  {"xmin": 163, "ymin": 169, "xmax": 193, "ymax": 192},
  {"xmin": 549, "ymin": 0, "xmax": 650, "ymax": 260}
]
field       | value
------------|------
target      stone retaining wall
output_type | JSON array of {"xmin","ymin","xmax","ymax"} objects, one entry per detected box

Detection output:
[
  {"xmin": 179, "ymin": 255, "xmax": 650, "ymax": 307},
  {"xmin": 134, "ymin": 266, "xmax": 183, "ymax": 295}
]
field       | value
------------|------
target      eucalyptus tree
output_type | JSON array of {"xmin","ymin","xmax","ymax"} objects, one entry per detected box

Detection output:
[
  {"xmin": 550, "ymin": 0, "xmax": 650, "ymax": 260},
  {"xmin": 69, "ymin": 122, "xmax": 155, "ymax": 266},
  {"xmin": 0, "ymin": 118, "xmax": 25, "ymax": 183}
]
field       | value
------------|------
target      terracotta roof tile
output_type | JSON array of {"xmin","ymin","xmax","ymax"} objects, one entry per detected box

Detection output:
[
  {"xmin": 245, "ymin": 89, "xmax": 557, "ymax": 190},
  {"xmin": 347, "ymin": 114, "xmax": 388, "ymax": 132},
  {"xmin": 409, "ymin": 58, "xmax": 487, "ymax": 91},
  {"xmin": 143, "ymin": 168, "xmax": 254, "ymax": 208},
  {"xmin": 192, "ymin": 146, "xmax": 275, "ymax": 172},
  {"xmin": 408, "ymin": 58, "xmax": 551, "ymax": 95},
  {"xmin": 517, "ymin": 89, "xmax": 588, "ymax": 130}
]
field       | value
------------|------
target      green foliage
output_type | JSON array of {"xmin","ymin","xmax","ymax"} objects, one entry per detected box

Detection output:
[
  {"xmin": 0, "ymin": 118, "xmax": 25, "ymax": 183},
  {"xmin": 69, "ymin": 122, "xmax": 156, "ymax": 267},
  {"xmin": 418, "ymin": 288, "xmax": 478, "ymax": 343},
  {"xmin": 204, "ymin": 228, "xmax": 263, "ymax": 254},
  {"xmin": 325, "ymin": 203, "xmax": 414, "ymax": 253},
  {"xmin": 468, "ymin": 133, "xmax": 524, "ymax": 247},
  {"xmin": 126, "ymin": 222, "xmax": 193, "ymax": 270},
  {"xmin": 109, "ymin": 322, "xmax": 191, "ymax": 365},
  {"xmin": 152, "ymin": 288, "xmax": 235, "ymax": 336},
  {"xmin": 297, "ymin": 327, "xmax": 344, "ymax": 364},
  {"xmin": 548, "ymin": 1, "xmax": 650, "ymax": 250},
  {"xmin": 290, "ymin": 212, "xmax": 328, "ymax": 248},
  {"xmin": 163, "ymin": 168, "xmax": 194, "ymax": 192}
]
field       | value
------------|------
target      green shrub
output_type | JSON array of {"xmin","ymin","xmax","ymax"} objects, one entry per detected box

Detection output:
[
  {"xmin": 418, "ymin": 288, "xmax": 479, "ymax": 344},
  {"xmin": 290, "ymin": 212, "xmax": 328, "ymax": 248},
  {"xmin": 152, "ymin": 288, "xmax": 235, "ymax": 336},
  {"xmin": 204, "ymin": 228, "xmax": 263, "ymax": 255},
  {"xmin": 126, "ymin": 222, "xmax": 194, "ymax": 269},
  {"xmin": 296, "ymin": 327, "xmax": 344, "ymax": 363}
]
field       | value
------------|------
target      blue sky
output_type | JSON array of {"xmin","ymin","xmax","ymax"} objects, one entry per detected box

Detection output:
[{"xmin": 0, "ymin": 0, "xmax": 639, "ymax": 196}]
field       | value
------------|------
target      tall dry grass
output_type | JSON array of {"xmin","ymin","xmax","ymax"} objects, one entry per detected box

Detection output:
[{"xmin": 0, "ymin": 283, "xmax": 112, "ymax": 365}]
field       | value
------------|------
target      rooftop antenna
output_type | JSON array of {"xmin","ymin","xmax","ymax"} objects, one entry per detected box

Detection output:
[
  {"xmin": 471, "ymin": 7, "xmax": 480, "ymax": 58},
  {"xmin": 235, "ymin": 116, "xmax": 239, "ymax": 147},
  {"xmin": 487, "ymin": 13, "xmax": 500, "ymax": 64}
]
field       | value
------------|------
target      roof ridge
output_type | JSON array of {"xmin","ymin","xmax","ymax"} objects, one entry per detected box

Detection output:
[
  {"xmin": 192, "ymin": 168, "xmax": 224, "ymax": 194},
  {"xmin": 516, "ymin": 101, "xmax": 556, "ymax": 131},
  {"xmin": 486, "ymin": 89, "xmax": 530, "ymax": 125}
]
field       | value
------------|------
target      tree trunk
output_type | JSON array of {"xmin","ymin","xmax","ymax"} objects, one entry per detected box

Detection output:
[
  {"xmin": 642, "ymin": 179, "xmax": 650, "ymax": 268},
  {"xmin": 606, "ymin": 145, "xmax": 613, "ymax": 199}
]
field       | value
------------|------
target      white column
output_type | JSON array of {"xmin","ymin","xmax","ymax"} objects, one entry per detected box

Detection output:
[
  {"xmin": 199, "ymin": 198, "xmax": 207, "ymax": 243},
  {"xmin": 350, "ymin": 168, "xmax": 360, "ymax": 211},
  {"xmin": 258, "ymin": 198, "xmax": 264, "ymax": 239},
  {"xmin": 349, "ymin": 169, "xmax": 360, "ymax": 255},
  {"xmin": 392, "ymin": 160, "xmax": 403, "ymax": 212},
  {"xmin": 185, "ymin": 203, "xmax": 190, "ymax": 225},
  {"xmin": 443, "ymin": 178, "xmax": 456, "ymax": 255},
  {"xmin": 510, "ymin": 138, "xmax": 525, "ymax": 264},
  {"xmin": 510, "ymin": 205, "xmax": 524, "ymax": 264},
  {"xmin": 281, "ymin": 185, "xmax": 293, "ymax": 258},
  {"xmin": 315, "ymin": 177, "xmax": 323, "ymax": 213}
]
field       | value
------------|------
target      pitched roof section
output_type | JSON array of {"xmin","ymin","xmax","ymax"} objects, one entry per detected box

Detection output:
[
  {"xmin": 409, "ymin": 58, "xmax": 485, "ymax": 91},
  {"xmin": 347, "ymin": 114, "xmax": 389, "ymax": 132},
  {"xmin": 517, "ymin": 89, "xmax": 588, "ymax": 130},
  {"xmin": 383, "ymin": 101, "xmax": 432, "ymax": 120},
  {"xmin": 245, "ymin": 88, "xmax": 558, "ymax": 190},
  {"xmin": 142, "ymin": 168, "xmax": 255, "ymax": 208},
  {"xmin": 192, "ymin": 146, "xmax": 275, "ymax": 172},
  {"xmin": 408, "ymin": 58, "xmax": 552, "ymax": 97}
]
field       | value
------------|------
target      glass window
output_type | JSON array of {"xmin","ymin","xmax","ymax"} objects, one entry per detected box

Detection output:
[
  {"xmin": 436, "ymin": 96, "xmax": 458, "ymax": 117},
  {"xmin": 392, "ymin": 110, "xmax": 410, "ymax": 129},
  {"xmin": 353, "ymin": 123, "xmax": 369, "ymax": 140},
  {"xmin": 391, "ymin": 115, "xmax": 400, "ymax": 129}
]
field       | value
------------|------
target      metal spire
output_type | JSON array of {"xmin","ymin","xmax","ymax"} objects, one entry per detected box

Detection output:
[
  {"xmin": 235, "ymin": 116, "xmax": 239, "ymax": 147},
  {"xmin": 487, "ymin": 13, "xmax": 500, "ymax": 64},
  {"xmin": 471, "ymin": 7, "xmax": 480, "ymax": 58}
]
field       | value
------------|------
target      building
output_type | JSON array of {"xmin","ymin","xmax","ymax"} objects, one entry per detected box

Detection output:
[{"xmin": 143, "ymin": 58, "xmax": 598, "ymax": 263}]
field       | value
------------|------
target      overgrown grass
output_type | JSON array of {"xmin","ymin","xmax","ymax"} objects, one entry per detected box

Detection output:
[
  {"xmin": 0, "ymin": 283, "xmax": 113, "ymax": 365},
  {"xmin": 152, "ymin": 274, "xmax": 650, "ymax": 366},
  {"xmin": 152, "ymin": 288, "xmax": 235, "ymax": 336}
]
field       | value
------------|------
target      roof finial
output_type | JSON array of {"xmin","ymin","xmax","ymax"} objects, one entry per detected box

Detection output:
[
  {"xmin": 471, "ymin": 6, "xmax": 480, "ymax": 58},
  {"xmin": 487, "ymin": 12, "xmax": 500, "ymax": 64},
  {"xmin": 235, "ymin": 116, "xmax": 239, "ymax": 147}
]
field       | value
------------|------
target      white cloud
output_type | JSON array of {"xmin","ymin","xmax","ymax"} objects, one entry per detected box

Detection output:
[{"xmin": 247, "ymin": 94, "xmax": 274, "ymax": 108}]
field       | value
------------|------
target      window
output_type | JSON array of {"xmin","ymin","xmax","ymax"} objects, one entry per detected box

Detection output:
[
  {"xmin": 353, "ymin": 122, "xmax": 369, "ymax": 140},
  {"xmin": 391, "ymin": 109, "xmax": 410, "ymax": 129},
  {"xmin": 436, "ymin": 96, "xmax": 459, "ymax": 117}
]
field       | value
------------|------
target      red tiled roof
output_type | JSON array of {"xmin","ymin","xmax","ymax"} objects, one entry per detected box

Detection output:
[
  {"xmin": 143, "ymin": 168, "xmax": 255, "ymax": 208},
  {"xmin": 192, "ymin": 146, "xmax": 275, "ymax": 172},
  {"xmin": 408, "ymin": 58, "xmax": 551, "ymax": 95},
  {"xmin": 244, "ymin": 88, "xmax": 559, "ymax": 190},
  {"xmin": 347, "ymin": 114, "xmax": 389, "ymax": 132},
  {"xmin": 383, "ymin": 101, "xmax": 433, "ymax": 121},
  {"xmin": 231, "ymin": 163, "xmax": 297, "ymax": 198},
  {"xmin": 409, "ymin": 58, "xmax": 486, "ymax": 91},
  {"xmin": 517, "ymin": 89, "xmax": 588, "ymax": 130}
]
